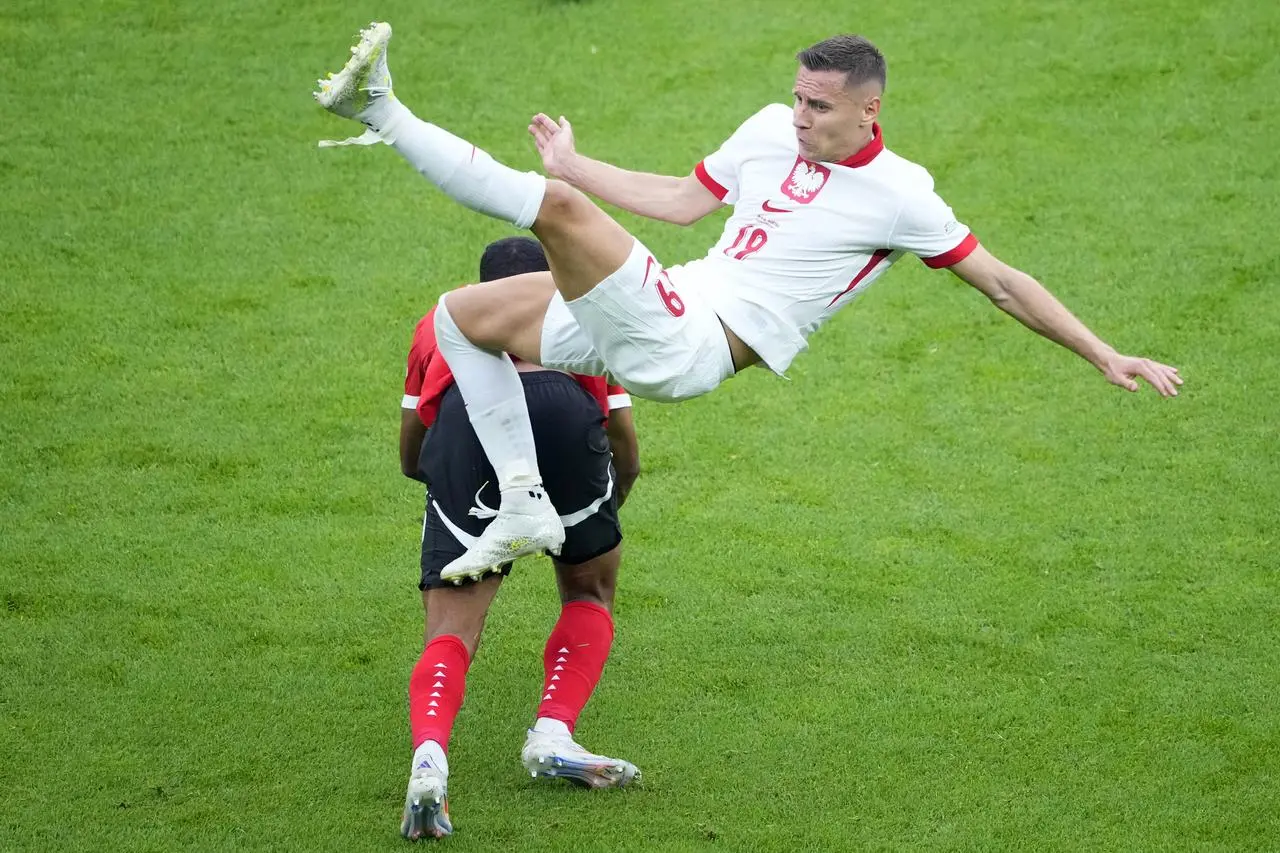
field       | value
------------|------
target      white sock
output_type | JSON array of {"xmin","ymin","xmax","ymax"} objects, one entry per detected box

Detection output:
[
  {"xmin": 433, "ymin": 297, "xmax": 542, "ymax": 489},
  {"xmin": 411, "ymin": 739, "xmax": 449, "ymax": 775},
  {"xmin": 532, "ymin": 717, "xmax": 571, "ymax": 738},
  {"xmin": 369, "ymin": 99, "xmax": 545, "ymax": 229}
]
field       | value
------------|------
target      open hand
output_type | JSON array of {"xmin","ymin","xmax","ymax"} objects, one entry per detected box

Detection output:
[
  {"xmin": 528, "ymin": 113, "xmax": 576, "ymax": 179},
  {"xmin": 1101, "ymin": 353, "xmax": 1183, "ymax": 397}
]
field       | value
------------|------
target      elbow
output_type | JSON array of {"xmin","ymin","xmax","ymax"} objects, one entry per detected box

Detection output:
[
  {"xmin": 666, "ymin": 200, "xmax": 707, "ymax": 227},
  {"xmin": 617, "ymin": 461, "xmax": 640, "ymax": 491},
  {"xmin": 986, "ymin": 287, "xmax": 1014, "ymax": 310},
  {"xmin": 982, "ymin": 271, "xmax": 1018, "ymax": 308},
  {"xmin": 400, "ymin": 456, "xmax": 426, "ymax": 482}
]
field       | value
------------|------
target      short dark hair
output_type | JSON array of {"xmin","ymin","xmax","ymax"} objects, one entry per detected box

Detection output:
[
  {"xmin": 796, "ymin": 35, "xmax": 886, "ymax": 91},
  {"xmin": 478, "ymin": 236, "xmax": 550, "ymax": 282}
]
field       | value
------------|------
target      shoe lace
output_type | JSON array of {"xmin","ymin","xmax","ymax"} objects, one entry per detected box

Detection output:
[{"xmin": 467, "ymin": 482, "xmax": 499, "ymax": 520}]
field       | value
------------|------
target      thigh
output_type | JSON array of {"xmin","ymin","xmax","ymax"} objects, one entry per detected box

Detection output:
[
  {"xmin": 419, "ymin": 387, "xmax": 515, "ymax": 590},
  {"xmin": 532, "ymin": 180, "xmax": 638, "ymax": 302},
  {"xmin": 439, "ymin": 272, "xmax": 556, "ymax": 361}
]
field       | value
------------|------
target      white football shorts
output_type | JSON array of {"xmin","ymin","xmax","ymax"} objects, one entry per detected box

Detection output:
[{"xmin": 540, "ymin": 239, "xmax": 734, "ymax": 402}]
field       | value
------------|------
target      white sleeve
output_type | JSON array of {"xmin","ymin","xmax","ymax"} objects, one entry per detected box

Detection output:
[
  {"xmin": 696, "ymin": 105, "xmax": 780, "ymax": 205},
  {"xmin": 402, "ymin": 394, "xmax": 420, "ymax": 410},
  {"xmin": 607, "ymin": 392, "xmax": 632, "ymax": 410},
  {"xmin": 889, "ymin": 190, "xmax": 978, "ymax": 268}
]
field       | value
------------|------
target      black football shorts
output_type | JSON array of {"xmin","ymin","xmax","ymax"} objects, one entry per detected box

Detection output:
[{"xmin": 417, "ymin": 371, "xmax": 622, "ymax": 590}]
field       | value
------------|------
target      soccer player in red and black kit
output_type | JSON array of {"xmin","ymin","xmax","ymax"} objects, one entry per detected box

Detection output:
[{"xmin": 397, "ymin": 237, "xmax": 640, "ymax": 841}]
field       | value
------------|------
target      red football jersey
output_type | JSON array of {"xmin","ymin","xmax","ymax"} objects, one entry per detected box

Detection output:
[{"xmin": 403, "ymin": 308, "xmax": 631, "ymax": 429}]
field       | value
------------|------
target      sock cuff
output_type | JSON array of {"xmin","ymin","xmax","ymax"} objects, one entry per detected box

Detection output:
[
  {"xmin": 434, "ymin": 293, "xmax": 459, "ymax": 333},
  {"xmin": 513, "ymin": 171, "xmax": 547, "ymax": 230},
  {"xmin": 424, "ymin": 633, "xmax": 472, "ymax": 668},
  {"xmin": 562, "ymin": 599, "xmax": 613, "ymax": 627}
]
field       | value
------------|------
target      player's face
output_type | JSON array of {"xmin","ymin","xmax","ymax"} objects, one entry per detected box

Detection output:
[{"xmin": 792, "ymin": 67, "xmax": 881, "ymax": 163}]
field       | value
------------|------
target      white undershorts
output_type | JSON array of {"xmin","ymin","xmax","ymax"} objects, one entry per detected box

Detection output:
[{"xmin": 540, "ymin": 239, "xmax": 735, "ymax": 402}]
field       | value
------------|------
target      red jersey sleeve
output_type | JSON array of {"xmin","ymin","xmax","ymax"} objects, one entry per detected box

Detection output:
[
  {"xmin": 605, "ymin": 384, "xmax": 632, "ymax": 410},
  {"xmin": 404, "ymin": 317, "xmax": 430, "ymax": 402},
  {"xmin": 405, "ymin": 309, "xmax": 459, "ymax": 429}
]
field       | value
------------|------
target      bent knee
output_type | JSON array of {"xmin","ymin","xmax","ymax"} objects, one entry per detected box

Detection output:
[
  {"xmin": 438, "ymin": 275, "xmax": 555, "ymax": 355},
  {"xmin": 535, "ymin": 180, "xmax": 596, "ymax": 229}
]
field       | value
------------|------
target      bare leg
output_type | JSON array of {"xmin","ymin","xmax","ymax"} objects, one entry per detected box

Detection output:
[
  {"xmin": 532, "ymin": 182, "xmax": 641, "ymax": 302},
  {"xmin": 424, "ymin": 574, "xmax": 504, "ymax": 655},
  {"xmin": 552, "ymin": 546, "xmax": 618, "ymax": 611}
]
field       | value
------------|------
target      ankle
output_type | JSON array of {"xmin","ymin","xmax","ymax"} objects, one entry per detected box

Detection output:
[
  {"xmin": 412, "ymin": 739, "xmax": 449, "ymax": 774},
  {"xmin": 366, "ymin": 94, "xmax": 408, "ymax": 139},
  {"xmin": 532, "ymin": 717, "xmax": 571, "ymax": 738},
  {"xmin": 500, "ymin": 483, "xmax": 550, "ymax": 512}
]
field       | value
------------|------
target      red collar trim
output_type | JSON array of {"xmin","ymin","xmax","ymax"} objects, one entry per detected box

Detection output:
[{"xmin": 836, "ymin": 123, "xmax": 883, "ymax": 168}]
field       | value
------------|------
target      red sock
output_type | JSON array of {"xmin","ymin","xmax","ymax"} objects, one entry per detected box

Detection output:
[
  {"xmin": 536, "ymin": 601, "xmax": 614, "ymax": 733},
  {"xmin": 409, "ymin": 634, "xmax": 471, "ymax": 751}
]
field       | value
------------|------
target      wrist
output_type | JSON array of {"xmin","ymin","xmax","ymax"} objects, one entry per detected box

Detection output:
[
  {"xmin": 556, "ymin": 153, "xmax": 588, "ymax": 186},
  {"xmin": 1088, "ymin": 343, "xmax": 1118, "ymax": 372}
]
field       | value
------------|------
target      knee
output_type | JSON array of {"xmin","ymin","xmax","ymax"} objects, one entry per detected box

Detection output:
[
  {"xmin": 426, "ymin": 617, "xmax": 485, "ymax": 657},
  {"xmin": 438, "ymin": 277, "xmax": 554, "ymax": 355},
  {"xmin": 437, "ymin": 285, "xmax": 510, "ymax": 351},
  {"xmin": 556, "ymin": 556, "xmax": 618, "ymax": 611},
  {"xmin": 564, "ymin": 585, "xmax": 612, "ymax": 611},
  {"xmin": 536, "ymin": 180, "xmax": 594, "ymax": 229}
]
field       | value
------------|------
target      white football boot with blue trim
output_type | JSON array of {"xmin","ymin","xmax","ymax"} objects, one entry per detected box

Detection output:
[
  {"xmin": 521, "ymin": 730, "xmax": 641, "ymax": 789},
  {"xmin": 401, "ymin": 746, "xmax": 452, "ymax": 841}
]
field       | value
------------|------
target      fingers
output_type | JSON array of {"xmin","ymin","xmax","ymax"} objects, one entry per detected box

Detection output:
[
  {"xmin": 1110, "ymin": 355, "xmax": 1184, "ymax": 397},
  {"xmin": 1158, "ymin": 361, "xmax": 1184, "ymax": 386},
  {"xmin": 1136, "ymin": 360, "xmax": 1181, "ymax": 397}
]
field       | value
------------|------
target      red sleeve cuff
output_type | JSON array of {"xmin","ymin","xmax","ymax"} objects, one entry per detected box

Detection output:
[
  {"xmin": 694, "ymin": 161, "xmax": 728, "ymax": 201},
  {"xmin": 923, "ymin": 233, "xmax": 979, "ymax": 268}
]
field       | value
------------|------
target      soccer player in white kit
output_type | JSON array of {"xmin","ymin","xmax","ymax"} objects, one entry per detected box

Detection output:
[{"xmin": 314, "ymin": 22, "xmax": 1182, "ymax": 585}]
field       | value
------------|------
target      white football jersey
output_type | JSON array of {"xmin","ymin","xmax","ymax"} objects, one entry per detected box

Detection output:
[{"xmin": 671, "ymin": 103, "xmax": 978, "ymax": 375}]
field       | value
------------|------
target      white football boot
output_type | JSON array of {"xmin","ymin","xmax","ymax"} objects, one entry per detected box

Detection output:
[
  {"xmin": 401, "ymin": 745, "xmax": 452, "ymax": 841},
  {"xmin": 521, "ymin": 729, "xmax": 641, "ymax": 789},
  {"xmin": 313, "ymin": 21, "xmax": 396, "ymax": 146},
  {"xmin": 439, "ymin": 486, "xmax": 565, "ymax": 584}
]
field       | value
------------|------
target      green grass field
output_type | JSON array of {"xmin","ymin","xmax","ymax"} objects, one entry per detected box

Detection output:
[{"xmin": 3, "ymin": 0, "xmax": 1279, "ymax": 849}]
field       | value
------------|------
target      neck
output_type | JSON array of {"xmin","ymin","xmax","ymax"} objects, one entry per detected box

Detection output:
[{"xmin": 844, "ymin": 124, "xmax": 874, "ymax": 157}]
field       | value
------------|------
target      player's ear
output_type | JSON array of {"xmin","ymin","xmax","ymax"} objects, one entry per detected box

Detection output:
[{"xmin": 864, "ymin": 93, "xmax": 881, "ymax": 123}]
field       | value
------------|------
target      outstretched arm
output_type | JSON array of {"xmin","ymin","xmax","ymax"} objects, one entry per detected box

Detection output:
[
  {"xmin": 529, "ymin": 114, "xmax": 723, "ymax": 226},
  {"xmin": 949, "ymin": 245, "xmax": 1182, "ymax": 396}
]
